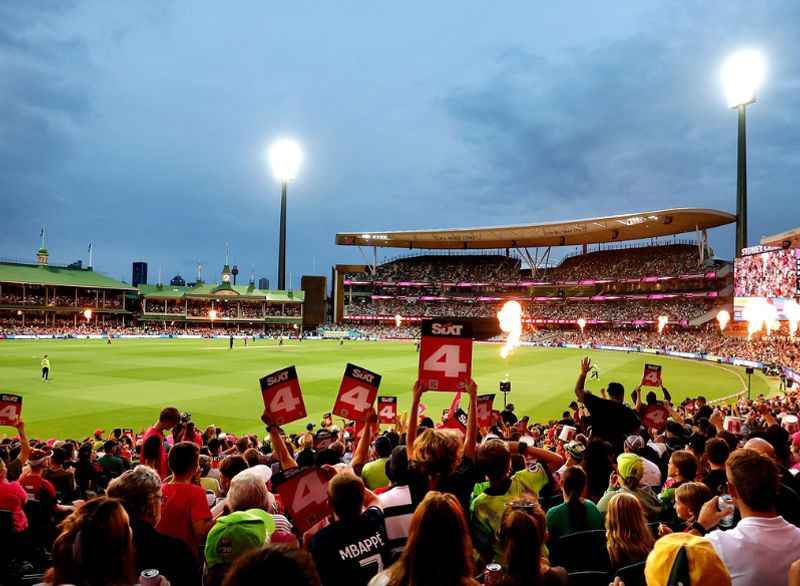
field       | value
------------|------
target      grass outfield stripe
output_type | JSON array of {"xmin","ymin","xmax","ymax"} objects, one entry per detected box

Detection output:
[{"xmin": 0, "ymin": 339, "xmax": 776, "ymax": 439}]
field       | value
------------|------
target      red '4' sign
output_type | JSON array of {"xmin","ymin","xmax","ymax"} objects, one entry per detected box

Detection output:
[
  {"xmin": 0, "ymin": 394, "xmax": 22, "ymax": 426},
  {"xmin": 641, "ymin": 403, "xmax": 670, "ymax": 431},
  {"xmin": 641, "ymin": 364, "xmax": 663, "ymax": 387},
  {"xmin": 275, "ymin": 467, "xmax": 331, "ymax": 533},
  {"xmin": 332, "ymin": 363, "xmax": 381, "ymax": 421},
  {"xmin": 377, "ymin": 396, "xmax": 398, "ymax": 424},
  {"xmin": 476, "ymin": 394, "xmax": 495, "ymax": 428},
  {"xmin": 260, "ymin": 366, "xmax": 307, "ymax": 426},
  {"xmin": 418, "ymin": 319, "xmax": 473, "ymax": 392}
]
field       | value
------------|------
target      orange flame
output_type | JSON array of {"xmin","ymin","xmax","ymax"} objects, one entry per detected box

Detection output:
[
  {"xmin": 208, "ymin": 309, "xmax": 218, "ymax": 320},
  {"xmin": 497, "ymin": 300, "xmax": 523, "ymax": 359},
  {"xmin": 657, "ymin": 315, "xmax": 668, "ymax": 334},
  {"xmin": 577, "ymin": 317, "xmax": 587, "ymax": 333},
  {"xmin": 716, "ymin": 310, "xmax": 730, "ymax": 332},
  {"xmin": 394, "ymin": 314, "xmax": 403, "ymax": 328},
  {"xmin": 83, "ymin": 309, "xmax": 92, "ymax": 321}
]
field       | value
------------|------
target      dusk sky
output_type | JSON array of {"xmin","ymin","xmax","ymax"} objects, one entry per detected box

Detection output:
[{"xmin": 2, "ymin": 1, "xmax": 799, "ymax": 288}]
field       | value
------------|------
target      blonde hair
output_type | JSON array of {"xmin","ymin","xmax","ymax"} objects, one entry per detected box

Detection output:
[
  {"xmin": 605, "ymin": 493, "xmax": 654, "ymax": 567},
  {"xmin": 675, "ymin": 481, "xmax": 713, "ymax": 520},
  {"xmin": 412, "ymin": 429, "xmax": 462, "ymax": 479}
]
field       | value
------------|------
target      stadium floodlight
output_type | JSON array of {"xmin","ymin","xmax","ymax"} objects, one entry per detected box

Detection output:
[
  {"xmin": 722, "ymin": 49, "xmax": 765, "ymax": 108},
  {"xmin": 267, "ymin": 138, "xmax": 303, "ymax": 291},
  {"xmin": 721, "ymin": 49, "xmax": 765, "ymax": 256},
  {"xmin": 268, "ymin": 139, "xmax": 303, "ymax": 183}
]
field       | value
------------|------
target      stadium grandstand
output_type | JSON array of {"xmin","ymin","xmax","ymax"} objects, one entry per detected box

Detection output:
[
  {"xmin": 0, "ymin": 243, "xmax": 304, "ymax": 337},
  {"xmin": 333, "ymin": 208, "xmax": 734, "ymax": 332}
]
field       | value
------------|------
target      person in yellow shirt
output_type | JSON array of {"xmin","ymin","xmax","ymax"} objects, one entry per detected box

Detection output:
[{"xmin": 41, "ymin": 355, "xmax": 50, "ymax": 382}]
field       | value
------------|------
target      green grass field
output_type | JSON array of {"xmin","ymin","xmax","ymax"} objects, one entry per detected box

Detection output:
[{"xmin": 0, "ymin": 339, "xmax": 776, "ymax": 440}]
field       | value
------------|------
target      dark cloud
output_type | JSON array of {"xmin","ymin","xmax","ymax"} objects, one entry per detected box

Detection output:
[
  {"xmin": 442, "ymin": 2, "xmax": 800, "ymax": 257},
  {"xmin": 2, "ymin": 1, "xmax": 800, "ymax": 279}
]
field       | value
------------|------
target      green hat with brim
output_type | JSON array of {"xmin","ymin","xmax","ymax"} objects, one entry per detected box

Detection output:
[{"xmin": 204, "ymin": 508, "xmax": 275, "ymax": 567}]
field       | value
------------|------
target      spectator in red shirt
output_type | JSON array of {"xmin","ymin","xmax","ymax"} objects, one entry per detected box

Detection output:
[
  {"xmin": 156, "ymin": 441, "xmax": 213, "ymax": 559},
  {"xmin": 0, "ymin": 458, "xmax": 28, "ymax": 533},
  {"xmin": 18, "ymin": 449, "xmax": 58, "ymax": 510},
  {"xmin": 142, "ymin": 407, "xmax": 181, "ymax": 478}
]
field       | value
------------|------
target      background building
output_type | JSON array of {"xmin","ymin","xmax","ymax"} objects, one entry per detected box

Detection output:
[
  {"xmin": 132, "ymin": 262, "xmax": 148, "ymax": 287},
  {"xmin": 258, "ymin": 277, "xmax": 269, "ymax": 290}
]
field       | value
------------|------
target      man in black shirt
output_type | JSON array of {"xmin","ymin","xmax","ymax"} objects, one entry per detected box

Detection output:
[
  {"xmin": 574, "ymin": 357, "xmax": 640, "ymax": 454},
  {"xmin": 309, "ymin": 472, "xmax": 390, "ymax": 586}
]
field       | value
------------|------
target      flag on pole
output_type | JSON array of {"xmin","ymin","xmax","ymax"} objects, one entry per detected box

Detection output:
[{"xmin": 88, "ymin": 242, "xmax": 92, "ymax": 253}]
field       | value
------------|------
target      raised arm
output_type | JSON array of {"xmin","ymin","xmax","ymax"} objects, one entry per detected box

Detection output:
[
  {"xmin": 574, "ymin": 357, "xmax": 591, "ymax": 403},
  {"xmin": 261, "ymin": 413, "xmax": 298, "ymax": 471},
  {"xmin": 463, "ymin": 380, "xmax": 478, "ymax": 462},
  {"xmin": 406, "ymin": 380, "xmax": 423, "ymax": 459},
  {"xmin": 351, "ymin": 409, "xmax": 377, "ymax": 476},
  {"xmin": 15, "ymin": 420, "xmax": 30, "ymax": 466},
  {"xmin": 509, "ymin": 442, "xmax": 565, "ymax": 472}
]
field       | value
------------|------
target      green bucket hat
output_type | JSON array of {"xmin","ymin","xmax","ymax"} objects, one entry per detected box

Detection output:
[{"xmin": 204, "ymin": 508, "xmax": 276, "ymax": 567}]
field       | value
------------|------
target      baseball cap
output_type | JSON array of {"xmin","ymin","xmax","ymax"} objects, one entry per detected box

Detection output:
[
  {"xmin": 645, "ymin": 533, "xmax": 731, "ymax": 586},
  {"xmin": 617, "ymin": 453, "xmax": 644, "ymax": 481},
  {"xmin": 624, "ymin": 435, "xmax": 645, "ymax": 451},
  {"xmin": 565, "ymin": 441, "xmax": 586, "ymax": 461},
  {"xmin": 204, "ymin": 508, "xmax": 276, "ymax": 567},
  {"xmin": 29, "ymin": 449, "xmax": 51, "ymax": 467},
  {"xmin": 94, "ymin": 428, "xmax": 105, "ymax": 437}
]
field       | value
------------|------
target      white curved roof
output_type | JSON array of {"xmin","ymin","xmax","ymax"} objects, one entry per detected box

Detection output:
[{"xmin": 336, "ymin": 208, "xmax": 736, "ymax": 249}]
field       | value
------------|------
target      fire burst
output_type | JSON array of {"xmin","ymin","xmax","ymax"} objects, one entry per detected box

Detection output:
[
  {"xmin": 208, "ymin": 309, "xmax": 218, "ymax": 320},
  {"xmin": 394, "ymin": 314, "xmax": 403, "ymax": 328},
  {"xmin": 497, "ymin": 300, "xmax": 523, "ymax": 359},
  {"xmin": 657, "ymin": 315, "xmax": 668, "ymax": 334},
  {"xmin": 716, "ymin": 309, "xmax": 731, "ymax": 332},
  {"xmin": 577, "ymin": 318, "xmax": 587, "ymax": 334},
  {"xmin": 742, "ymin": 298, "xmax": 779, "ymax": 340},
  {"xmin": 83, "ymin": 309, "xmax": 92, "ymax": 322}
]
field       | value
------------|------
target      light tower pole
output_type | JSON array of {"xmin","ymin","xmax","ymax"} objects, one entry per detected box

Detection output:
[{"xmin": 268, "ymin": 139, "xmax": 303, "ymax": 290}]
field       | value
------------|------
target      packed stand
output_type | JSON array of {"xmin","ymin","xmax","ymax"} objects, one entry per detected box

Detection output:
[{"xmin": 7, "ymin": 352, "xmax": 800, "ymax": 585}]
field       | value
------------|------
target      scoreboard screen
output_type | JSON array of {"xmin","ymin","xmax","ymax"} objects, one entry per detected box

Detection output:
[{"xmin": 734, "ymin": 248, "xmax": 800, "ymax": 321}]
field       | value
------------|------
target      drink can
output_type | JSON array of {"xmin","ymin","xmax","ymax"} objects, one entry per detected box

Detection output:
[
  {"xmin": 718, "ymin": 494, "xmax": 735, "ymax": 528},
  {"xmin": 140, "ymin": 569, "xmax": 160, "ymax": 586},
  {"xmin": 484, "ymin": 563, "xmax": 502, "ymax": 585}
]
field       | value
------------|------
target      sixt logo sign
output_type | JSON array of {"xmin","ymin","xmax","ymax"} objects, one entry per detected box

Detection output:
[
  {"xmin": 431, "ymin": 323, "xmax": 464, "ymax": 336},
  {"xmin": 262, "ymin": 367, "xmax": 296, "ymax": 389},
  {"xmin": 351, "ymin": 368, "xmax": 376, "ymax": 384}
]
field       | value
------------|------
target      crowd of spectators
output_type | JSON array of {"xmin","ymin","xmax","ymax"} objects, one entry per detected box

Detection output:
[
  {"xmin": 348, "ymin": 255, "xmax": 522, "ymax": 283},
  {"xmin": 346, "ymin": 298, "xmax": 712, "ymax": 323},
  {"xmin": 7, "ymin": 354, "xmax": 800, "ymax": 585},
  {"xmin": 542, "ymin": 244, "xmax": 707, "ymax": 282},
  {"xmin": 0, "ymin": 290, "xmax": 124, "ymax": 309},
  {"xmin": 346, "ymin": 244, "xmax": 712, "ymax": 287},
  {"xmin": 734, "ymin": 249, "xmax": 798, "ymax": 298}
]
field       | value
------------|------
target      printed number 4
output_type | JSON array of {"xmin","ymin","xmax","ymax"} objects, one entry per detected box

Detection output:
[
  {"xmin": 269, "ymin": 386, "xmax": 301, "ymax": 414},
  {"xmin": 340, "ymin": 385, "xmax": 372, "ymax": 412},
  {"xmin": 293, "ymin": 473, "xmax": 328, "ymax": 511},
  {"xmin": 0, "ymin": 405, "xmax": 18, "ymax": 422},
  {"xmin": 379, "ymin": 405, "xmax": 395, "ymax": 420},
  {"xmin": 423, "ymin": 344, "xmax": 467, "ymax": 378}
]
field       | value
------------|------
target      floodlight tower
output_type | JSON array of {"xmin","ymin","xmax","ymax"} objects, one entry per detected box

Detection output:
[
  {"xmin": 721, "ymin": 49, "xmax": 765, "ymax": 256},
  {"xmin": 268, "ymin": 139, "xmax": 303, "ymax": 290}
]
